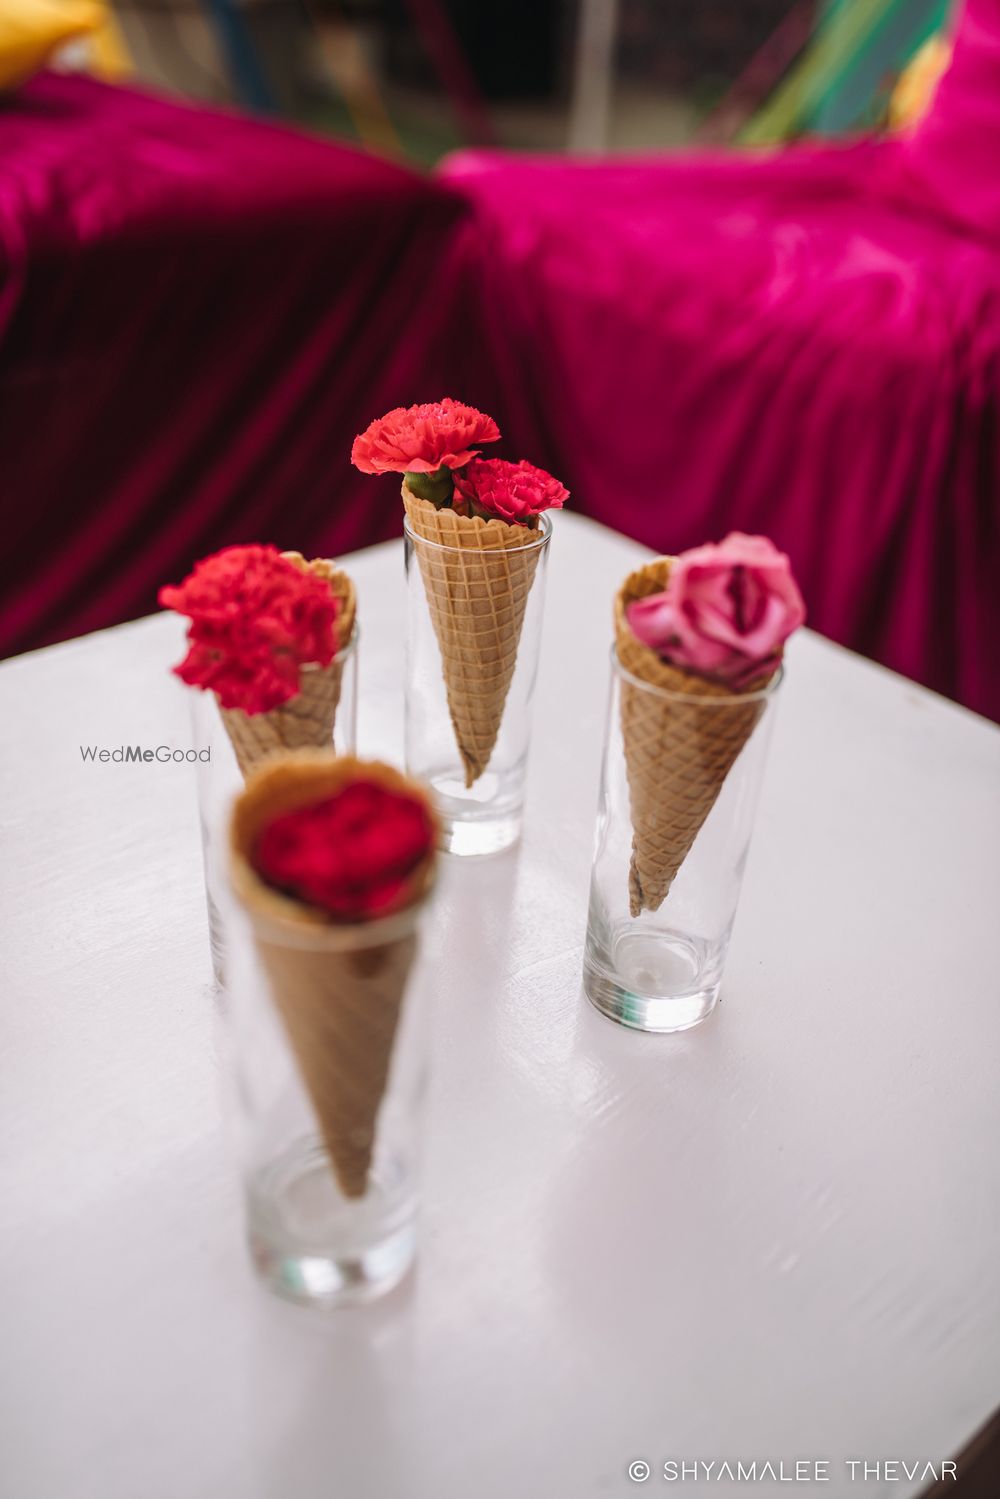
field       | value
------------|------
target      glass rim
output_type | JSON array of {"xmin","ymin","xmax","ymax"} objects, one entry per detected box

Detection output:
[
  {"xmin": 402, "ymin": 509, "xmax": 553, "ymax": 555},
  {"xmin": 611, "ymin": 644, "xmax": 783, "ymax": 705}
]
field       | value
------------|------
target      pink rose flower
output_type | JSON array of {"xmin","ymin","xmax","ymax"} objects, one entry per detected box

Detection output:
[
  {"xmin": 351, "ymin": 399, "xmax": 500, "ymax": 475},
  {"xmin": 626, "ymin": 533, "xmax": 805, "ymax": 688},
  {"xmin": 453, "ymin": 458, "xmax": 568, "ymax": 526}
]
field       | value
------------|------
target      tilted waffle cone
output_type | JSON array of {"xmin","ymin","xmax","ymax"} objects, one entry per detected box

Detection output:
[
  {"xmin": 615, "ymin": 560, "xmax": 775, "ymax": 918},
  {"xmin": 230, "ymin": 752, "xmax": 437, "ymax": 1200},
  {"xmin": 219, "ymin": 555, "xmax": 357, "ymax": 779},
  {"xmin": 403, "ymin": 484, "xmax": 543, "ymax": 788}
]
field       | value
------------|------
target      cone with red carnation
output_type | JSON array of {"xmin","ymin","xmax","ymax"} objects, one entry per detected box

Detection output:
[
  {"xmin": 161, "ymin": 546, "xmax": 357, "ymax": 778},
  {"xmin": 230, "ymin": 752, "xmax": 438, "ymax": 1200},
  {"xmin": 219, "ymin": 555, "xmax": 356, "ymax": 776},
  {"xmin": 352, "ymin": 401, "xmax": 567, "ymax": 786},
  {"xmin": 401, "ymin": 482, "xmax": 549, "ymax": 787}
]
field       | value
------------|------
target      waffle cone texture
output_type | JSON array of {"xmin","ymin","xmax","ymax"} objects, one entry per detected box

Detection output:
[
  {"xmin": 403, "ymin": 484, "xmax": 543, "ymax": 787},
  {"xmin": 230, "ymin": 752, "xmax": 437, "ymax": 1200},
  {"xmin": 219, "ymin": 555, "xmax": 357, "ymax": 779},
  {"xmin": 615, "ymin": 560, "xmax": 775, "ymax": 917}
]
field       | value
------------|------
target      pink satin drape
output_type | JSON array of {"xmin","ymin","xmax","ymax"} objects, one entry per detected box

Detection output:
[
  {"xmin": 437, "ymin": 0, "xmax": 1000, "ymax": 720},
  {"xmin": 0, "ymin": 75, "xmax": 488, "ymax": 655},
  {"xmin": 1, "ymin": 8, "xmax": 998, "ymax": 718}
]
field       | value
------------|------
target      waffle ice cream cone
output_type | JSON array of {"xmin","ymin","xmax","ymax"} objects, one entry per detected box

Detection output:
[
  {"xmin": 230, "ymin": 753, "xmax": 436, "ymax": 1200},
  {"xmin": 403, "ymin": 485, "xmax": 543, "ymax": 787},
  {"xmin": 219, "ymin": 555, "xmax": 357, "ymax": 778},
  {"xmin": 615, "ymin": 559, "xmax": 774, "ymax": 917}
]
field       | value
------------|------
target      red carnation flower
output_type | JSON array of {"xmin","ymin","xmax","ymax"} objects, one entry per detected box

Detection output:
[
  {"xmin": 453, "ymin": 458, "xmax": 568, "ymax": 526},
  {"xmin": 351, "ymin": 399, "xmax": 500, "ymax": 476},
  {"xmin": 254, "ymin": 779, "xmax": 436, "ymax": 920},
  {"xmin": 159, "ymin": 545, "xmax": 340, "ymax": 714}
]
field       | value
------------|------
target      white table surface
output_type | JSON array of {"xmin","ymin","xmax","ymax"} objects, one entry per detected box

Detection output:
[{"xmin": 1, "ymin": 513, "xmax": 999, "ymax": 1499}]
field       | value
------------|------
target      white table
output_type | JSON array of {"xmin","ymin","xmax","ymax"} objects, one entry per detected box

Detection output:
[{"xmin": 1, "ymin": 514, "xmax": 999, "ymax": 1499}]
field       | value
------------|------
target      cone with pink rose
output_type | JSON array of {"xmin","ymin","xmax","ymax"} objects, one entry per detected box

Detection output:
[
  {"xmin": 352, "ymin": 399, "xmax": 567, "ymax": 786},
  {"xmin": 161, "ymin": 546, "xmax": 357, "ymax": 777},
  {"xmin": 229, "ymin": 751, "xmax": 438, "ymax": 1199},
  {"xmin": 615, "ymin": 536, "xmax": 805, "ymax": 917}
]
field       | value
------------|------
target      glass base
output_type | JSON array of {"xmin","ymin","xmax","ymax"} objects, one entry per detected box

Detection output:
[
  {"xmin": 247, "ymin": 1138, "xmax": 416, "ymax": 1309},
  {"xmin": 424, "ymin": 767, "xmax": 522, "ymax": 857},
  {"xmin": 583, "ymin": 928, "xmax": 722, "ymax": 1033},
  {"xmin": 442, "ymin": 811, "xmax": 521, "ymax": 857}
]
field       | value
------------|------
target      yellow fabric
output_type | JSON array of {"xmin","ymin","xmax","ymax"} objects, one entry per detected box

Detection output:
[
  {"xmin": 0, "ymin": 0, "xmax": 102, "ymax": 89},
  {"xmin": 88, "ymin": 4, "xmax": 130, "ymax": 79},
  {"xmin": 888, "ymin": 35, "xmax": 953, "ymax": 134}
]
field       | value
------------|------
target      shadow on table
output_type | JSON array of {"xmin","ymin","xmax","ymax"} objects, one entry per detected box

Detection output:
[{"xmin": 245, "ymin": 1277, "xmax": 419, "ymax": 1496}]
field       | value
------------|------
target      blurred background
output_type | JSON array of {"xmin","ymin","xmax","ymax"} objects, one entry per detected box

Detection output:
[
  {"xmin": 92, "ymin": 0, "xmax": 951, "ymax": 157},
  {"xmin": 5, "ymin": 0, "xmax": 999, "ymax": 727}
]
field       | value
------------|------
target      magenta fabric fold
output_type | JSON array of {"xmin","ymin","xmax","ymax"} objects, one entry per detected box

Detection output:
[
  {"xmin": 2, "ymin": 16, "xmax": 999, "ymax": 722},
  {"xmin": 0, "ymin": 73, "xmax": 485, "ymax": 656},
  {"xmin": 438, "ymin": 0, "xmax": 1000, "ymax": 721}
]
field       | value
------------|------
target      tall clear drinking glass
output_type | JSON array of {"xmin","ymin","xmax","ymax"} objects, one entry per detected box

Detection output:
[
  {"xmin": 191, "ymin": 630, "xmax": 358, "ymax": 985},
  {"xmin": 404, "ymin": 514, "xmax": 551, "ymax": 856},
  {"xmin": 220, "ymin": 879, "xmax": 433, "ymax": 1309},
  {"xmin": 584, "ymin": 650, "xmax": 782, "ymax": 1033}
]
